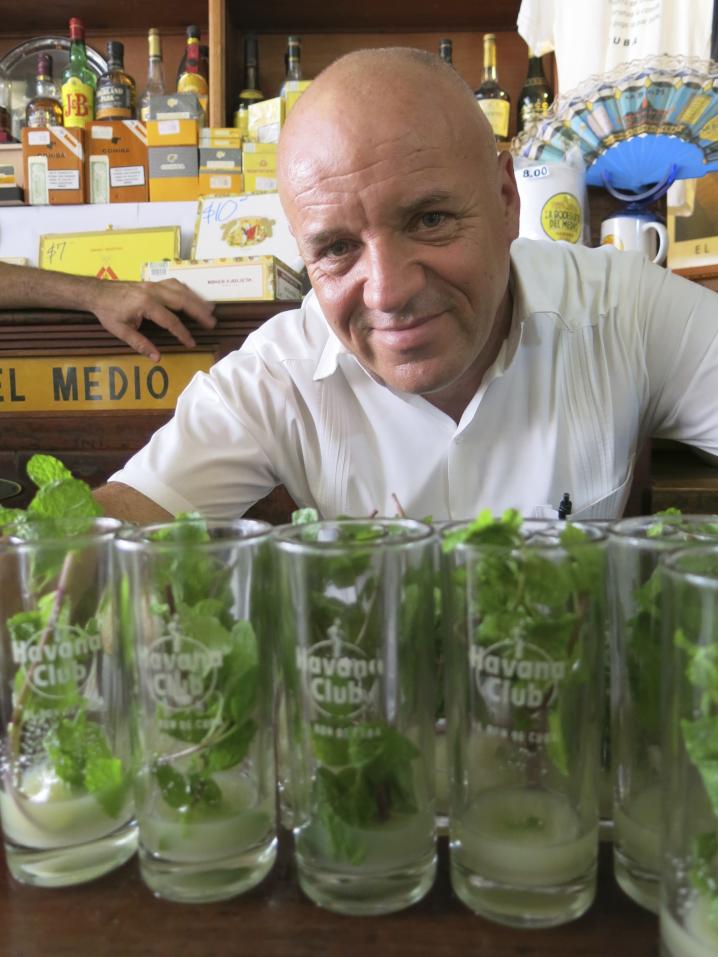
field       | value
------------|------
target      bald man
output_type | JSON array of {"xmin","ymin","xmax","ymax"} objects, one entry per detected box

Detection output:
[{"xmin": 95, "ymin": 48, "xmax": 718, "ymax": 523}]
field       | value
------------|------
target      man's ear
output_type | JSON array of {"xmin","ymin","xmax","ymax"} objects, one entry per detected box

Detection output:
[{"xmin": 497, "ymin": 151, "xmax": 521, "ymax": 243}]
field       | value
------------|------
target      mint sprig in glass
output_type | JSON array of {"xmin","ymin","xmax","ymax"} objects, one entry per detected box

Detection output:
[{"xmin": 0, "ymin": 454, "xmax": 136, "ymax": 887}]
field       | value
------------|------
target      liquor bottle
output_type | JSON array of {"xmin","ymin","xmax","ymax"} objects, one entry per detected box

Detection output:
[
  {"xmin": 474, "ymin": 33, "xmax": 511, "ymax": 142},
  {"xmin": 61, "ymin": 17, "xmax": 96, "ymax": 129},
  {"xmin": 281, "ymin": 35, "xmax": 302, "ymax": 92},
  {"xmin": 234, "ymin": 33, "xmax": 264, "ymax": 135},
  {"xmin": 139, "ymin": 28, "xmax": 166, "ymax": 123},
  {"xmin": 439, "ymin": 38, "xmax": 453, "ymax": 66},
  {"xmin": 517, "ymin": 50, "xmax": 553, "ymax": 134},
  {"xmin": 96, "ymin": 41, "xmax": 136, "ymax": 121},
  {"xmin": 177, "ymin": 25, "xmax": 209, "ymax": 117},
  {"xmin": 25, "ymin": 54, "xmax": 63, "ymax": 128}
]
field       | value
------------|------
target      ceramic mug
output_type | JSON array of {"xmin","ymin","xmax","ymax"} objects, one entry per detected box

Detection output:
[{"xmin": 600, "ymin": 212, "xmax": 667, "ymax": 264}]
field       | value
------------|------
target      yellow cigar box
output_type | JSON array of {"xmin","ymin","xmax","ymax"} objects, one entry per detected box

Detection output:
[
  {"xmin": 247, "ymin": 97, "xmax": 284, "ymax": 144},
  {"xmin": 38, "ymin": 225, "xmax": 180, "ymax": 281},
  {"xmin": 86, "ymin": 120, "xmax": 148, "ymax": 204},
  {"xmin": 146, "ymin": 118, "xmax": 199, "ymax": 147},
  {"xmin": 242, "ymin": 143, "xmax": 277, "ymax": 174},
  {"xmin": 142, "ymin": 255, "xmax": 303, "ymax": 302},
  {"xmin": 148, "ymin": 146, "xmax": 199, "ymax": 202},
  {"xmin": 243, "ymin": 171, "xmax": 278, "ymax": 193},
  {"xmin": 199, "ymin": 128, "xmax": 242, "ymax": 148},
  {"xmin": 282, "ymin": 80, "xmax": 312, "ymax": 116},
  {"xmin": 198, "ymin": 170, "xmax": 244, "ymax": 195},
  {"xmin": 22, "ymin": 127, "xmax": 85, "ymax": 205}
]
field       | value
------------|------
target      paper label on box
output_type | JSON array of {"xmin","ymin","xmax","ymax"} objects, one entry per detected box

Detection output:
[
  {"xmin": 258, "ymin": 125, "xmax": 280, "ymax": 144},
  {"xmin": 209, "ymin": 174, "xmax": 232, "ymax": 189},
  {"xmin": 207, "ymin": 160, "xmax": 234, "ymax": 169},
  {"xmin": 28, "ymin": 130, "xmax": 51, "ymax": 146},
  {"xmin": 27, "ymin": 156, "xmax": 49, "ymax": 204},
  {"xmin": 254, "ymin": 175, "xmax": 277, "ymax": 191},
  {"xmin": 47, "ymin": 169, "xmax": 80, "ymax": 191},
  {"xmin": 145, "ymin": 262, "xmax": 171, "ymax": 280},
  {"xmin": 91, "ymin": 126, "xmax": 114, "ymax": 140},
  {"xmin": 197, "ymin": 263, "xmax": 264, "ymax": 298},
  {"xmin": 158, "ymin": 119, "xmax": 181, "ymax": 135},
  {"xmin": 156, "ymin": 111, "xmax": 193, "ymax": 121},
  {"xmin": 110, "ymin": 165, "xmax": 146, "ymax": 187},
  {"xmin": 89, "ymin": 155, "xmax": 110, "ymax": 204}
]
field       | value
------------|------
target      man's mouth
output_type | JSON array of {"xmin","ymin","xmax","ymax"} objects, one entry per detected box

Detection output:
[{"xmin": 369, "ymin": 313, "xmax": 444, "ymax": 350}]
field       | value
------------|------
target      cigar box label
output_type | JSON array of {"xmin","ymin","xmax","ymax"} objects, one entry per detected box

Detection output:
[
  {"xmin": 219, "ymin": 216, "xmax": 274, "ymax": 247},
  {"xmin": 91, "ymin": 125, "xmax": 114, "ymax": 140},
  {"xmin": 47, "ymin": 169, "xmax": 80, "ymax": 191},
  {"xmin": 28, "ymin": 156, "xmax": 49, "ymax": 204},
  {"xmin": 110, "ymin": 165, "xmax": 145, "ymax": 187},
  {"xmin": 89, "ymin": 155, "xmax": 110, "ymax": 204},
  {"xmin": 28, "ymin": 130, "xmax": 51, "ymax": 147},
  {"xmin": 159, "ymin": 119, "xmax": 180, "ymax": 135},
  {"xmin": 0, "ymin": 354, "xmax": 215, "ymax": 413}
]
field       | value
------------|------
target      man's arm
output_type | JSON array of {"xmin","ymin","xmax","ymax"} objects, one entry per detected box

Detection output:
[
  {"xmin": 93, "ymin": 482, "xmax": 173, "ymax": 524},
  {"xmin": 0, "ymin": 262, "xmax": 216, "ymax": 361}
]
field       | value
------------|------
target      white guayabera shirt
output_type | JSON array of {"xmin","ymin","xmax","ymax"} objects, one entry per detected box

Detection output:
[
  {"xmin": 111, "ymin": 239, "xmax": 718, "ymax": 521},
  {"xmin": 517, "ymin": 0, "xmax": 713, "ymax": 95}
]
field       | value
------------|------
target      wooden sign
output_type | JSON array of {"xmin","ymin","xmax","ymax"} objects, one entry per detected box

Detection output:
[{"xmin": 0, "ymin": 353, "xmax": 214, "ymax": 413}]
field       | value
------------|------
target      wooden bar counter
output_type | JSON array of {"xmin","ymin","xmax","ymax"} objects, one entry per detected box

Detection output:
[{"xmin": 0, "ymin": 835, "xmax": 657, "ymax": 956}]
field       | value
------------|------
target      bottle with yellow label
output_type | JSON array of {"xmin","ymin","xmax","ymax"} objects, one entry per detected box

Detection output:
[
  {"xmin": 474, "ymin": 33, "xmax": 511, "ymax": 142},
  {"xmin": 177, "ymin": 25, "xmax": 208, "ymax": 119},
  {"xmin": 61, "ymin": 17, "xmax": 96, "ymax": 128}
]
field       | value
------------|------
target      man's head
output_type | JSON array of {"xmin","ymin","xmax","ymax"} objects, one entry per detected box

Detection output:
[{"xmin": 279, "ymin": 48, "xmax": 520, "ymax": 419}]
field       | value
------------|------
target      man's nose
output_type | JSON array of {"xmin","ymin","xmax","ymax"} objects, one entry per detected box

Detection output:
[{"xmin": 361, "ymin": 238, "xmax": 425, "ymax": 313}]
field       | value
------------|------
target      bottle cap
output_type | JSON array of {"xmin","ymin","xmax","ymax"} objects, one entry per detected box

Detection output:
[
  {"xmin": 107, "ymin": 40, "xmax": 124, "ymax": 64},
  {"xmin": 186, "ymin": 25, "xmax": 201, "ymax": 39},
  {"xmin": 69, "ymin": 18, "xmax": 85, "ymax": 39},
  {"xmin": 36, "ymin": 53, "xmax": 52, "ymax": 76}
]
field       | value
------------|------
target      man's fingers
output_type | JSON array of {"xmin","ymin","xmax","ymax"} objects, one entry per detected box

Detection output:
[
  {"xmin": 141, "ymin": 302, "xmax": 197, "ymax": 348},
  {"xmin": 150, "ymin": 279, "xmax": 216, "ymax": 329},
  {"xmin": 115, "ymin": 326, "xmax": 161, "ymax": 362}
]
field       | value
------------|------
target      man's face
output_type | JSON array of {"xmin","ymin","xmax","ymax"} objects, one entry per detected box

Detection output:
[{"xmin": 281, "ymin": 110, "xmax": 519, "ymax": 407}]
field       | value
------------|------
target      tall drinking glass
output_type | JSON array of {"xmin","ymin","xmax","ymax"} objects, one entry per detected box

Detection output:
[
  {"xmin": 608, "ymin": 514, "xmax": 718, "ymax": 912},
  {"xmin": 661, "ymin": 546, "xmax": 718, "ymax": 957},
  {"xmin": 273, "ymin": 519, "xmax": 437, "ymax": 916},
  {"xmin": 116, "ymin": 518, "xmax": 277, "ymax": 903},
  {"xmin": 443, "ymin": 518, "xmax": 606, "ymax": 927},
  {"xmin": 0, "ymin": 517, "xmax": 137, "ymax": 887}
]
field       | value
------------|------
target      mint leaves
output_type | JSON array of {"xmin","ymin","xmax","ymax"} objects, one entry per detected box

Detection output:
[
  {"xmin": 135, "ymin": 516, "xmax": 264, "ymax": 823},
  {"xmin": 4, "ymin": 454, "xmax": 129, "ymax": 820}
]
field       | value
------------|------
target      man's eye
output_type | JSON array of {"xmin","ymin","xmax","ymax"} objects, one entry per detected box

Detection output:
[
  {"xmin": 325, "ymin": 239, "xmax": 352, "ymax": 258},
  {"xmin": 419, "ymin": 212, "xmax": 446, "ymax": 229}
]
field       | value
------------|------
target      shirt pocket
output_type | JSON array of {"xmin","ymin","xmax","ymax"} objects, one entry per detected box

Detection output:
[{"xmin": 532, "ymin": 456, "xmax": 635, "ymax": 521}]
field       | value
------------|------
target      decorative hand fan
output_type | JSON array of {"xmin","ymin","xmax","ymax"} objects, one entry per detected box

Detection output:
[{"xmin": 512, "ymin": 55, "xmax": 718, "ymax": 201}]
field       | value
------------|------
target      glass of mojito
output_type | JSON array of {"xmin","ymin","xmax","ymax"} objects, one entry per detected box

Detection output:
[
  {"xmin": 0, "ymin": 516, "xmax": 137, "ymax": 887},
  {"xmin": 442, "ymin": 514, "xmax": 606, "ymax": 928},
  {"xmin": 608, "ymin": 514, "xmax": 718, "ymax": 913},
  {"xmin": 660, "ymin": 546, "xmax": 718, "ymax": 957},
  {"xmin": 116, "ymin": 518, "xmax": 277, "ymax": 903},
  {"xmin": 273, "ymin": 519, "xmax": 437, "ymax": 916}
]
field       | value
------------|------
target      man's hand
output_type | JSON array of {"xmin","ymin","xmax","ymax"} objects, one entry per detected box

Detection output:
[{"xmin": 90, "ymin": 279, "xmax": 216, "ymax": 361}]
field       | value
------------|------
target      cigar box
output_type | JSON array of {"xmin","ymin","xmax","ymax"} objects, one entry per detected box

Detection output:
[
  {"xmin": 198, "ymin": 170, "xmax": 244, "ymax": 195},
  {"xmin": 282, "ymin": 80, "xmax": 312, "ymax": 115},
  {"xmin": 242, "ymin": 143, "xmax": 277, "ymax": 173},
  {"xmin": 146, "ymin": 118, "xmax": 199, "ymax": 147},
  {"xmin": 22, "ymin": 127, "xmax": 85, "ymax": 205},
  {"xmin": 38, "ymin": 225, "xmax": 180, "ymax": 280},
  {"xmin": 243, "ymin": 171, "xmax": 278, "ymax": 193},
  {"xmin": 142, "ymin": 255, "xmax": 303, "ymax": 302},
  {"xmin": 247, "ymin": 97, "xmax": 284, "ymax": 144},
  {"xmin": 147, "ymin": 93, "xmax": 202, "ymax": 121},
  {"xmin": 86, "ymin": 120, "xmax": 148, "ymax": 204},
  {"xmin": 148, "ymin": 146, "xmax": 199, "ymax": 202},
  {"xmin": 199, "ymin": 147, "xmax": 242, "ymax": 169}
]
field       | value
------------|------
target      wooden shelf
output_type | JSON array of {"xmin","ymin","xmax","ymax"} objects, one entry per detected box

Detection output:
[
  {"xmin": 1, "ymin": 1, "xmax": 209, "ymax": 35},
  {"xmin": 224, "ymin": 0, "xmax": 522, "ymax": 33}
]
